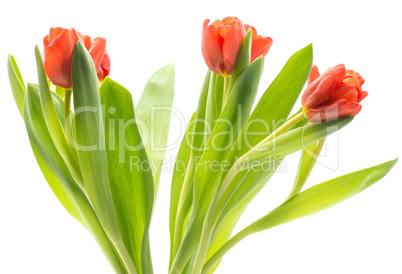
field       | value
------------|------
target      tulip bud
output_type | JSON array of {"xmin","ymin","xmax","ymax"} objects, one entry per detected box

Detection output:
[
  {"xmin": 43, "ymin": 27, "xmax": 110, "ymax": 89},
  {"xmin": 302, "ymin": 64, "xmax": 367, "ymax": 123},
  {"xmin": 201, "ymin": 17, "xmax": 273, "ymax": 75}
]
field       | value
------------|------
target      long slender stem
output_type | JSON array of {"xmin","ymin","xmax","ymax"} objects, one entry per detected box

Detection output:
[
  {"xmin": 221, "ymin": 76, "xmax": 230, "ymax": 108},
  {"xmin": 64, "ymin": 88, "xmax": 72, "ymax": 123},
  {"xmin": 258, "ymin": 111, "xmax": 306, "ymax": 146},
  {"xmin": 202, "ymin": 224, "xmax": 256, "ymax": 273},
  {"xmin": 172, "ymin": 180, "xmax": 194, "ymax": 260},
  {"xmin": 209, "ymin": 111, "xmax": 306, "ymax": 226},
  {"xmin": 191, "ymin": 222, "xmax": 213, "ymax": 274},
  {"xmin": 114, "ymin": 239, "xmax": 138, "ymax": 274},
  {"xmin": 63, "ymin": 88, "xmax": 80, "ymax": 166},
  {"xmin": 191, "ymin": 111, "xmax": 306, "ymax": 273},
  {"xmin": 172, "ymin": 157, "xmax": 195, "ymax": 258},
  {"xmin": 286, "ymin": 138, "xmax": 326, "ymax": 200}
]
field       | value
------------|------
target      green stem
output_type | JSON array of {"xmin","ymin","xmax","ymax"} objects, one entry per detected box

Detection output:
[
  {"xmin": 202, "ymin": 224, "xmax": 256, "ymax": 273},
  {"xmin": 221, "ymin": 76, "xmax": 230, "ymax": 108},
  {"xmin": 86, "ymin": 219, "xmax": 128, "ymax": 274},
  {"xmin": 64, "ymin": 88, "xmax": 80, "ymax": 162},
  {"xmin": 209, "ymin": 111, "xmax": 306, "ymax": 226},
  {"xmin": 259, "ymin": 111, "xmax": 306, "ymax": 146},
  {"xmin": 191, "ymin": 222, "xmax": 213, "ymax": 274},
  {"xmin": 170, "ymin": 155, "xmax": 197, "ymax": 268},
  {"xmin": 172, "ymin": 179, "xmax": 194, "ymax": 261},
  {"xmin": 286, "ymin": 138, "xmax": 326, "ymax": 200},
  {"xmin": 114, "ymin": 239, "xmax": 138, "ymax": 274},
  {"xmin": 64, "ymin": 88, "xmax": 72, "ymax": 123},
  {"xmin": 200, "ymin": 111, "xmax": 307, "ymax": 273},
  {"xmin": 193, "ymin": 112, "xmax": 306, "ymax": 273}
]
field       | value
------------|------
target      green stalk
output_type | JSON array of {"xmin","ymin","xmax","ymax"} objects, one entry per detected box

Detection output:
[
  {"xmin": 172, "ymin": 177, "xmax": 194, "ymax": 260},
  {"xmin": 258, "ymin": 111, "xmax": 306, "ymax": 146},
  {"xmin": 172, "ymin": 156, "xmax": 195, "ymax": 249},
  {"xmin": 209, "ymin": 111, "xmax": 306, "ymax": 225},
  {"xmin": 191, "ymin": 221, "xmax": 213, "ymax": 273},
  {"xmin": 286, "ymin": 138, "xmax": 326, "ymax": 200},
  {"xmin": 64, "ymin": 88, "xmax": 72, "ymax": 123},
  {"xmin": 113, "ymin": 240, "xmax": 138, "ymax": 274},
  {"xmin": 85, "ymin": 216, "xmax": 128, "ymax": 274},
  {"xmin": 221, "ymin": 76, "xmax": 230, "ymax": 108},
  {"xmin": 192, "ymin": 112, "xmax": 306, "ymax": 273},
  {"xmin": 201, "ymin": 224, "xmax": 256, "ymax": 273},
  {"xmin": 63, "ymin": 88, "xmax": 80, "ymax": 166}
]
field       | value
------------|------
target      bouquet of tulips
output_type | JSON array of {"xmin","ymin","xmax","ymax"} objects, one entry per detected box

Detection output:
[{"xmin": 7, "ymin": 17, "xmax": 397, "ymax": 274}]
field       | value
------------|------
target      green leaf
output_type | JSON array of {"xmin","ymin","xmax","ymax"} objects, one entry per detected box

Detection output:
[
  {"xmin": 287, "ymin": 139, "xmax": 325, "ymax": 199},
  {"xmin": 169, "ymin": 71, "xmax": 211, "ymax": 267},
  {"xmin": 8, "ymin": 54, "xmax": 26, "ymax": 117},
  {"xmin": 170, "ymin": 57, "xmax": 264, "ymax": 273},
  {"xmin": 203, "ymin": 158, "xmax": 398, "ymax": 273},
  {"xmin": 169, "ymin": 113, "xmax": 195, "ymax": 268},
  {"xmin": 100, "ymin": 77, "xmax": 154, "ymax": 274},
  {"xmin": 136, "ymin": 63, "xmax": 175, "ymax": 199},
  {"xmin": 230, "ymin": 44, "xmax": 313, "ymax": 160},
  {"xmin": 201, "ymin": 117, "xmax": 353, "ymax": 273},
  {"xmin": 33, "ymin": 45, "xmax": 84, "ymax": 190},
  {"xmin": 205, "ymin": 73, "xmax": 223, "ymax": 131},
  {"xmin": 72, "ymin": 41, "xmax": 138, "ymax": 273},
  {"xmin": 227, "ymin": 30, "xmax": 252, "ymax": 94},
  {"xmin": 202, "ymin": 46, "xmax": 313, "ymax": 271},
  {"xmin": 194, "ymin": 56, "xmax": 264, "ymax": 217},
  {"xmin": 72, "ymin": 41, "xmax": 120, "ymax": 238},
  {"xmin": 189, "ymin": 70, "xmax": 212, "ymax": 157},
  {"xmin": 205, "ymin": 162, "xmax": 280, "ymax": 273},
  {"xmin": 217, "ymin": 117, "xmax": 354, "ymax": 219},
  {"xmin": 254, "ymin": 158, "xmax": 398, "ymax": 231},
  {"xmin": 23, "ymin": 84, "xmax": 127, "ymax": 274},
  {"xmin": 244, "ymin": 117, "xmax": 353, "ymax": 166}
]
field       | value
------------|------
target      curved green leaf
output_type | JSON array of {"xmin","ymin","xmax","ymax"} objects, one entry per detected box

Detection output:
[
  {"xmin": 100, "ymin": 77, "xmax": 154, "ymax": 273},
  {"xmin": 170, "ymin": 57, "xmax": 264, "ymax": 272},
  {"xmin": 287, "ymin": 139, "xmax": 325, "ymax": 199},
  {"xmin": 203, "ymin": 158, "xmax": 398, "ymax": 273},
  {"xmin": 169, "ymin": 113, "xmax": 195, "ymax": 268},
  {"xmin": 33, "ymin": 45, "xmax": 84, "ymax": 190},
  {"xmin": 8, "ymin": 54, "xmax": 26, "ymax": 117},
  {"xmin": 24, "ymin": 84, "xmax": 127, "ymax": 274},
  {"xmin": 227, "ymin": 30, "xmax": 252, "ymax": 94},
  {"xmin": 136, "ymin": 63, "xmax": 175, "ymax": 198}
]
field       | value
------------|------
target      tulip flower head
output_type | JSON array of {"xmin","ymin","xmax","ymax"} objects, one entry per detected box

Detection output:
[
  {"xmin": 43, "ymin": 27, "xmax": 110, "ymax": 89},
  {"xmin": 302, "ymin": 64, "xmax": 367, "ymax": 123},
  {"xmin": 202, "ymin": 17, "xmax": 273, "ymax": 75}
]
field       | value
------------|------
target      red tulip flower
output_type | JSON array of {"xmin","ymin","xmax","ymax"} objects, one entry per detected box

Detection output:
[
  {"xmin": 301, "ymin": 64, "xmax": 367, "ymax": 123},
  {"xmin": 202, "ymin": 17, "xmax": 273, "ymax": 75},
  {"xmin": 43, "ymin": 27, "xmax": 110, "ymax": 89}
]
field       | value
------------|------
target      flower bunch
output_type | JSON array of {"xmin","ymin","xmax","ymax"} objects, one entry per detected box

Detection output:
[{"xmin": 7, "ymin": 17, "xmax": 396, "ymax": 274}]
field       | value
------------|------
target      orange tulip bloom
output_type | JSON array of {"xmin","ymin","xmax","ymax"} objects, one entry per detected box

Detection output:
[
  {"xmin": 43, "ymin": 27, "xmax": 110, "ymax": 89},
  {"xmin": 302, "ymin": 64, "xmax": 367, "ymax": 123},
  {"xmin": 202, "ymin": 17, "xmax": 273, "ymax": 75}
]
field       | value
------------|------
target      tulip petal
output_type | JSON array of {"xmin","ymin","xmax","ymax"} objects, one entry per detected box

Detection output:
[
  {"xmin": 83, "ymin": 35, "xmax": 93, "ymax": 51},
  {"xmin": 330, "ymin": 83, "xmax": 358, "ymax": 103},
  {"xmin": 308, "ymin": 65, "xmax": 320, "ymax": 85},
  {"xmin": 250, "ymin": 37, "xmax": 273, "ymax": 62},
  {"xmin": 98, "ymin": 51, "xmax": 110, "ymax": 80},
  {"xmin": 88, "ymin": 37, "xmax": 107, "ymax": 73},
  {"xmin": 305, "ymin": 99, "xmax": 361, "ymax": 123},
  {"xmin": 43, "ymin": 28, "xmax": 81, "ymax": 88},
  {"xmin": 202, "ymin": 20, "xmax": 225, "ymax": 74},
  {"xmin": 222, "ymin": 21, "xmax": 245, "ymax": 74},
  {"xmin": 49, "ymin": 27, "xmax": 64, "ymax": 42},
  {"xmin": 302, "ymin": 64, "xmax": 346, "ymax": 108}
]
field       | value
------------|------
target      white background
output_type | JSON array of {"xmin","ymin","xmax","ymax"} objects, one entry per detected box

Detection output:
[{"xmin": 0, "ymin": 0, "xmax": 401, "ymax": 273}]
